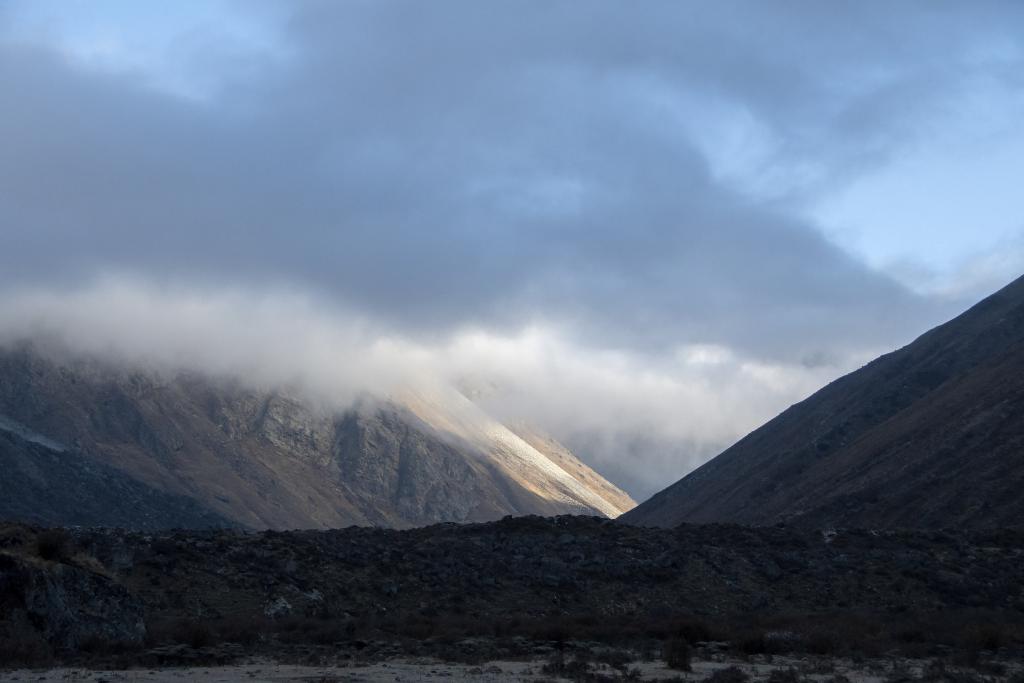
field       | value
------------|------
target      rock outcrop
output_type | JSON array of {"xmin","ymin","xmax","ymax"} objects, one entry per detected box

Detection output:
[{"xmin": 0, "ymin": 528, "xmax": 144, "ymax": 653}]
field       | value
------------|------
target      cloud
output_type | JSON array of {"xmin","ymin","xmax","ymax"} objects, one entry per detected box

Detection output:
[
  {"xmin": 0, "ymin": 277, "xmax": 862, "ymax": 498},
  {"xmin": 884, "ymin": 231, "xmax": 1024, "ymax": 302},
  {"xmin": 0, "ymin": 2, "xmax": 1020, "ymax": 496},
  {"xmin": 0, "ymin": 21, "xmax": 956, "ymax": 360},
  {"xmin": 0, "ymin": 278, "xmax": 408, "ymax": 404}
]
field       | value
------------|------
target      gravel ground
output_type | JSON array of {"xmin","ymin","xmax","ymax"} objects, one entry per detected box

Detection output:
[{"xmin": 5, "ymin": 654, "xmax": 1020, "ymax": 683}]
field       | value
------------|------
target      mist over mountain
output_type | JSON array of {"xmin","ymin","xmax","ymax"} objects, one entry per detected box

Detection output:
[
  {"xmin": 0, "ymin": 343, "xmax": 633, "ymax": 529},
  {"xmin": 0, "ymin": 279, "xmax": 855, "ymax": 501}
]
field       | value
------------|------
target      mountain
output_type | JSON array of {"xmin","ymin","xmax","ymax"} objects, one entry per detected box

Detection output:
[
  {"xmin": 0, "ymin": 344, "xmax": 634, "ymax": 529},
  {"xmin": 622, "ymin": 274, "xmax": 1024, "ymax": 530}
]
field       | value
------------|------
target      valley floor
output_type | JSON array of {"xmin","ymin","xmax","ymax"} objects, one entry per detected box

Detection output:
[{"xmin": 4, "ymin": 653, "xmax": 1023, "ymax": 683}]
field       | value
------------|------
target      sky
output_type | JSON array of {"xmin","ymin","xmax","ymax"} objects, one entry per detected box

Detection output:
[{"xmin": 2, "ymin": 1, "xmax": 1023, "ymax": 499}]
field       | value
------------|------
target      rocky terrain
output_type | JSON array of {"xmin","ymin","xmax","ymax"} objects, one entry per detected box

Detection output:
[
  {"xmin": 2, "ymin": 516, "xmax": 1022, "ymax": 672},
  {"xmin": 0, "ymin": 345, "xmax": 633, "ymax": 530},
  {"xmin": 623, "ymin": 274, "xmax": 1024, "ymax": 530}
]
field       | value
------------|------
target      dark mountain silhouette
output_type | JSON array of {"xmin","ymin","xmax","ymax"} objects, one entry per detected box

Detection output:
[{"xmin": 622, "ymin": 275, "xmax": 1024, "ymax": 529}]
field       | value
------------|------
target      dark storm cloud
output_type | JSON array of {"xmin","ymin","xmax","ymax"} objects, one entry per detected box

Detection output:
[{"xmin": 2, "ymin": 1, "xmax": 1022, "ymax": 361}]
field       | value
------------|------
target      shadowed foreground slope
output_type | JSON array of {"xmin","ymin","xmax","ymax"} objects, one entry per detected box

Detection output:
[{"xmin": 1, "ymin": 516, "xmax": 1022, "ymax": 667}]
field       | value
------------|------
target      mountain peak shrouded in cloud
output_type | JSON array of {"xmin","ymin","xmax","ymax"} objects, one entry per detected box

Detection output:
[
  {"xmin": 2, "ymin": 2, "xmax": 1023, "ymax": 498},
  {"xmin": 0, "ymin": 340, "xmax": 637, "ymax": 528}
]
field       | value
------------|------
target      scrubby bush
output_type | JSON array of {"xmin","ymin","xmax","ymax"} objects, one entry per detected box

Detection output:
[
  {"xmin": 767, "ymin": 668, "xmax": 802, "ymax": 683},
  {"xmin": 159, "ymin": 618, "xmax": 214, "ymax": 649},
  {"xmin": 216, "ymin": 614, "xmax": 268, "ymax": 645},
  {"xmin": 35, "ymin": 529, "xmax": 71, "ymax": 562},
  {"xmin": 663, "ymin": 636, "xmax": 692, "ymax": 671},
  {"xmin": 707, "ymin": 666, "xmax": 750, "ymax": 683},
  {"xmin": 541, "ymin": 652, "xmax": 593, "ymax": 679},
  {"xmin": 595, "ymin": 647, "xmax": 635, "ymax": 670},
  {"xmin": 0, "ymin": 621, "xmax": 53, "ymax": 667}
]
